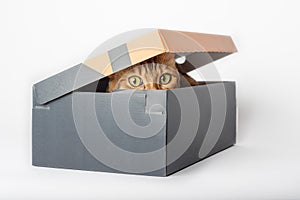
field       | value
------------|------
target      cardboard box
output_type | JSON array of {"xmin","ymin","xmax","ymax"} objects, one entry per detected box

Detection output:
[{"xmin": 32, "ymin": 29, "xmax": 237, "ymax": 176}]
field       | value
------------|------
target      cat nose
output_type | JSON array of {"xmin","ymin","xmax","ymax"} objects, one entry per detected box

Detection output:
[{"xmin": 144, "ymin": 83, "xmax": 159, "ymax": 90}]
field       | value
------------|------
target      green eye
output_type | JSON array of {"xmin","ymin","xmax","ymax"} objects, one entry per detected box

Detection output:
[
  {"xmin": 160, "ymin": 73, "xmax": 172, "ymax": 85},
  {"xmin": 128, "ymin": 76, "xmax": 143, "ymax": 87}
]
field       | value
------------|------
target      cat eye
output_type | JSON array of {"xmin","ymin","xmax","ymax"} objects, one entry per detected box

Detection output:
[
  {"xmin": 159, "ymin": 73, "xmax": 172, "ymax": 85},
  {"xmin": 128, "ymin": 76, "xmax": 143, "ymax": 87}
]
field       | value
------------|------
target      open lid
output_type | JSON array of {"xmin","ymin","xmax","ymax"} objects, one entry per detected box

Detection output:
[{"xmin": 33, "ymin": 29, "xmax": 237, "ymax": 105}]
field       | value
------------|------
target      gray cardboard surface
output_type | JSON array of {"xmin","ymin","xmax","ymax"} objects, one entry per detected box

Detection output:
[
  {"xmin": 33, "ymin": 64, "xmax": 103, "ymax": 105},
  {"xmin": 32, "ymin": 82, "xmax": 236, "ymax": 176},
  {"xmin": 33, "ymin": 90, "xmax": 167, "ymax": 176},
  {"xmin": 166, "ymin": 82, "xmax": 236, "ymax": 175}
]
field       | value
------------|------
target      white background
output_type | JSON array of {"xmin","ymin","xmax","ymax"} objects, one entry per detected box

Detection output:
[{"xmin": 1, "ymin": 0, "xmax": 300, "ymax": 199}]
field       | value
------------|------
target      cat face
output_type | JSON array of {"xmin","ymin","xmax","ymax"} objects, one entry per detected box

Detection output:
[{"xmin": 107, "ymin": 62, "xmax": 180, "ymax": 92}]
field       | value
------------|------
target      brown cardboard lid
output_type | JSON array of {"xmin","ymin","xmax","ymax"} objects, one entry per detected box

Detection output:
[
  {"xmin": 83, "ymin": 29, "xmax": 237, "ymax": 77},
  {"xmin": 33, "ymin": 29, "xmax": 237, "ymax": 105}
]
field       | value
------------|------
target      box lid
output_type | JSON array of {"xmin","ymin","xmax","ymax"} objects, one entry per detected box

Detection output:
[{"xmin": 33, "ymin": 29, "xmax": 237, "ymax": 105}]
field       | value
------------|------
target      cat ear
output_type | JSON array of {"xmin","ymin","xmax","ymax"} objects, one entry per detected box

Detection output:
[{"xmin": 155, "ymin": 53, "xmax": 176, "ymax": 68}]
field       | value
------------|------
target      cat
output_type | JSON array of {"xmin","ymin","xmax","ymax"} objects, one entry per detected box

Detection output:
[{"xmin": 107, "ymin": 53, "xmax": 198, "ymax": 92}]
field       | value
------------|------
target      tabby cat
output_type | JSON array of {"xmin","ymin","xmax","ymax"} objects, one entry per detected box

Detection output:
[{"xmin": 107, "ymin": 53, "xmax": 198, "ymax": 92}]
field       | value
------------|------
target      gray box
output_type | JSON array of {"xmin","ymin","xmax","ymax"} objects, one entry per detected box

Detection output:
[
  {"xmin": 32, "ymin": 70, "xmax": 236, "ymax": 176},
  {"xmin": 32, "ymin": 29, "xmax": 237, "ymax": 176}
]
